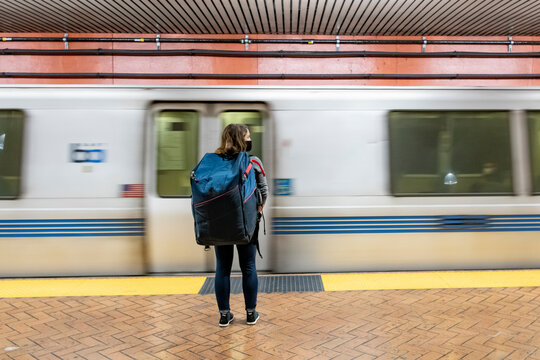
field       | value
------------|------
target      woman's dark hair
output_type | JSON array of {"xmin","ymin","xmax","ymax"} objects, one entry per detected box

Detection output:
[{"xmin": 215, "ymin": 124, "xmax": 249, "ymax": 155}]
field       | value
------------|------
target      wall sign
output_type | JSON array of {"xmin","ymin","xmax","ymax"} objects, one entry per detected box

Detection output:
[
  {"xmin": 70, "ymin": 143, "xmax": 107, "ymax": 163},
  {"xmin": 274, "ymin": 178, "xmax": 294, "ymax": 196}
]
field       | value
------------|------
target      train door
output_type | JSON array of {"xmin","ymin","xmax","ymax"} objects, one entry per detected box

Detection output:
[{"xmin": 145, "ymin": 103, "xmax": 271, "ymax": 273}]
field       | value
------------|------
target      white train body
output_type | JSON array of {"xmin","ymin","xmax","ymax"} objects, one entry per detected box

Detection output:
[{"xmin": 0, "ymin": 86, "xmax": 539, "ymax": 276}]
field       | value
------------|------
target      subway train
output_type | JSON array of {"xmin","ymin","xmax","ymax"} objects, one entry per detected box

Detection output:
[{"xmin": 1, "ymin": 85, "xmax": 540, "ymax": 277}]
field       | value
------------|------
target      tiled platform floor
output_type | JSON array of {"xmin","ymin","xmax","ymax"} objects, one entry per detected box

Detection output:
[{"xmin": 2, "ymin": 286, "xmax": 540, "ymax": 359}]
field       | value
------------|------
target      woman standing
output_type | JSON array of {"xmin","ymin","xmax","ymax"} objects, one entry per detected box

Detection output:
[{"xmin": 214, "ymin": 124, "xmax": 268, "ymax": 327}]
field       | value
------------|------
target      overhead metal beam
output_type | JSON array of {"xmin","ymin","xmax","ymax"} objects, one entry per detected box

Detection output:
[
  {"xmin": 1, "ymin": 72, "xmax": 539, "ymax": 80},
  {"xmin": 2, "ymin": 49, "xmax": 540, "ymax": 58}
]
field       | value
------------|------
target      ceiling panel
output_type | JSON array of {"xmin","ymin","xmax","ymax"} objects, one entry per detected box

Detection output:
[
  {"xmin": 322, "ymin": 0, "xmax": 342, "ymax": 34},
  {"xmin": 0, "ymin": 0, "xmax": 539, "ymax": 36}
]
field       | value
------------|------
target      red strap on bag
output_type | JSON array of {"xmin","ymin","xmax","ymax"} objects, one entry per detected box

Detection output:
[
  {"xmin": 243, "ymin": 162, "xmax": 253, "ymax": 180},
  {"xmin": 250, "ymin": 159, "xmax": 266, "ymax": 177}
]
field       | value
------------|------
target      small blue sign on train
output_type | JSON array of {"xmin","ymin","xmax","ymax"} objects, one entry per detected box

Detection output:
[
  {"xmin": 274, "ymin": 178, "xmax": 294, "ymax": 196},
  {"xmin": 70, "ymin": 143, "xmax": 107, "ymax": 163}
]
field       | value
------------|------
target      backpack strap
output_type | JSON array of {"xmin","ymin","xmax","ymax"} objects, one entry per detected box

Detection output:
[
  {"xmin": 252, "ymin": 210, "xmax": 265, "ymax": 259},
  {"xmin": 250, "ymin": 159, "xmax": 266, "ymax": 176},
  {"xmin": 243, "ymin": 162, "xmax": 253, "ymax": 180}
]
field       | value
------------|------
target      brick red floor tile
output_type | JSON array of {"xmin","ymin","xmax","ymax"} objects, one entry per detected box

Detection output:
[{"xmin": 2, "ymin": 287, "xmax": 540, "ymax": 358}]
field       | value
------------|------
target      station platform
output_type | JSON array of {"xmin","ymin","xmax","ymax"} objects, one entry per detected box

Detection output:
[{"xmin": 2, "ymin": 270, "xmax": 540, "ymax": 359}]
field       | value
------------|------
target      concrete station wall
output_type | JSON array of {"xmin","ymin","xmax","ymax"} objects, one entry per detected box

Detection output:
[{"xmin": 1, "ymin": 33, "xmax": 539, "ymax": 86}]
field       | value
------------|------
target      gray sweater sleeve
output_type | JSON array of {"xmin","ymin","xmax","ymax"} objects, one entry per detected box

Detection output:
[{"xmin": 250, "ymin": 155, "xmax": 268, "ymax": 205}]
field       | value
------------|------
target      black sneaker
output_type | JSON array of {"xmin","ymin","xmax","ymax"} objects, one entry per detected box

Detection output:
[
  {"xmin": 246, "ymin": 311, "xmax": 259, "ymax": 325},
  {"xmin": 219, "ymin": 312, "xmax": 234, "ymax": 327}
]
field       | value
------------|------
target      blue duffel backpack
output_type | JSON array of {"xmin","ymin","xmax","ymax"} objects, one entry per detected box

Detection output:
[{"xmin": 190, "ymin": 151, "xmax": 258, "ymax": 246}]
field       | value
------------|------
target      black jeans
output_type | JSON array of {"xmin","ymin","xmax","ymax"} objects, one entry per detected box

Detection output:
[{"xmin": 214, "ymin": 223, "xmax": 259, "ymax": 311}]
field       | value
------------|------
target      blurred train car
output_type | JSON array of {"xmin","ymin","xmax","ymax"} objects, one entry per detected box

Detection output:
[{"xmin": 0, "ymin": 86, "xmax": 540, "ymax": 277}]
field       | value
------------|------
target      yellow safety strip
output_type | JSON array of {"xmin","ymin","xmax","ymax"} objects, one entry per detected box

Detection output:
[
  {"xmin": 322, "ymin": 269, "xmax": 540, "ymax": 291},
  {"xmin": 0, "ymin": 277, "xmax": 206, "ymax": 298},
  {"xmin": 2, "ymin": 270, "xmax": 540, "ymax": 298}
]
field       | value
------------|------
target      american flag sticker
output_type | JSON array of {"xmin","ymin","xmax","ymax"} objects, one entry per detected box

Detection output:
[{"xmin": 121, "ymin": 184, "xmax": 144, "ymax": 198}]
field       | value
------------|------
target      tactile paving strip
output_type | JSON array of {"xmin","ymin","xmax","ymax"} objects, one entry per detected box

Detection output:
[{"xmin": 199, "ymin": 275, "xmax": 324, "ymax": 295}]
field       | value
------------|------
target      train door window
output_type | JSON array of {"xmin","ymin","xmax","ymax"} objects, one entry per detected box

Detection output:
[
  {"xmin": 0, "ymin": 110, "xmax": 24, "ymax": 199},
  {"xmin": 528, "ymin": 111, "xmax": 540, "ymax": 194},
  {"xmin": 219, "ymin": 111, "xmax": 263, "ymax": 161},
  {"xmin": 156, "ymin": 111, "xmax": 199, "ymax": 197},
  {"xmin": 389, "ymin": 111, "xmax": 512, "ymax": 196}
]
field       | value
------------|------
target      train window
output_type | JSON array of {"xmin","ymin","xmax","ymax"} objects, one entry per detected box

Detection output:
[
  {"xmin": 156, "ymin": 111, "xmax": 199, "ymax": 197},
  {"xmin": 0, "ymin": 110, "xmax": 24, "ymax": 199},
  {"xmin": 389, "ymin": 111, "xmax": 513, "ymax": 196},
  {"xmin": 220, "ymin": 111, "xmax": 263, "ymax": 161},
  {"xmin": 528, "ymin": 112, "xmax": 540, "ymax": 194}
]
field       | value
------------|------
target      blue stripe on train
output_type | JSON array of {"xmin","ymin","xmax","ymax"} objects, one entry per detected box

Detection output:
[
  {"xmin": 0, "ymin": 228, "xmax": 144, "ymax": 233},
  {"xmin": 273, "ymin": 228, "xmax": 540, "ymax": 235},
  {"xmin": 0, "ymin": 219, "xmax": 144, "ymax": 237},
  {"xmin": 0, "ymin": 218, "xmax": 144, "ymax": 223},
  {"xmin": 0, "ymin": 232, "xmax": 145, "ymax": 237},
  {"xmin": 274, "ymin": 215, "xmax": 540, "ymax": 221},
  {"xmin": 275, "ymin": 219, "xmax": 540, "ymax": 225},
  {"xmin": 273, "ymin": 224, "xmax": 540, "ymax": 230},
  {"xmin": 0, "ymin": 224, "xmax": 143, "ymax": 228},
  {"xmin": 273, "ymin": 214, "xmax": 540, "ymax": 235}
]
